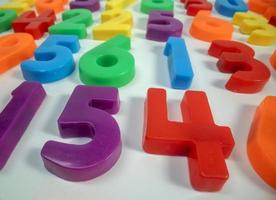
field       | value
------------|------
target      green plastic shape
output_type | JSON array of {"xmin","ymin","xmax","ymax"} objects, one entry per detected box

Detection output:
[
  {"xmin": 0, "ymin": 10, "xmax": 17, "ymax": 33},
  {"xmin": 49, "ymin": 9, "xmax": 92, "ymax": 39},
  {"xmin": 140, "ymin": 0, "xmax": 174, "ymax": 14},
  {"xmin": 79, "ymin": 35, "xmax": 135, "ymax": 87}
]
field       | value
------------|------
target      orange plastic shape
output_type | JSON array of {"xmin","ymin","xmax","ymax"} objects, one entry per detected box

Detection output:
[
  {"xmin": 248, "ymin": 0, "xmax": 273, "ymax": 14},
  {"xmin": 248, "ymin": 0, "xmax": 276, "ymax": 20},
  {"xmin": 264, "ymin": 7, "xmax": 276, "ymax": 21},
  {"xmin": 247, "ymin": 96, "xmax": 276, "ymax": 189},
  {"xmin": 0, "ymin": 33, "xmax": 36, "ymax": 74},
  {"xmin": 36, "ymin": 0, "xmax": 68, "ymax": 14},
  {"xmin": 271, "ymin": 51, "xmax": 276, "ymax": 69},
  {"xmin": 190, "ymin": 11, "xmax": 233, "ymax": 42}
]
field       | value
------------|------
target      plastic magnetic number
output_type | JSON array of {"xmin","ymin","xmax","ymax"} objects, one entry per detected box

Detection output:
[
  {"xmin": 247, "ymin": 96, "xmax": 276, "ymax": 189},
  {"xmin": 49, "ymin": 9, "xmax": 92, "ymax": 39},
  {"xmin": 164, "ymin": 37, "xmax": 193, "ymax": 89},
  {"xmin": 105, "ymin": 0, "xmax": 136, "ymax": 10},
  {"xmin": 36, "ymin": 0, "xmax": 68, "ymax": 14},
  {"xmin": 12, "ymin": 10, "xmax": 56, "ymax": 39},
  {"xmin": 0, "ymin": 10, "xmax": 17, "ymax": 33},
  {"xmin": 190, "ymin": 11, "xmax": 233, "ymax": 42},
  {"xmin": 264, "ymin": 7, "xmax": 276, "ymax": 21},
  {"xmin": 79, "ymin": 35, "xmax": 135, "ymax": 87},
  {"xmin": 248, "ymin": 0, "xmax": 276, "ymax": 22},
  {"xmin": 270, "ymin": 16, "xmax": 276, "ymax": 27},
  {"xmin": 0, "ymin": 2, "xmax": 30, "ymax": 15},
  {"xmin": 248, "ymin": 0, "xmax": 271, "ymax": 14},
  {"xmin": 146, "ymin": 11, "xmax": 183, "ymax": 42},
  {"xmin": 143, "ymin": 88, "xmax": 235, "ymax": 192},
  {"xmin": 70, "ymin": 0, "xmax": 100, "ymax": 12},
  {"xmin": 41, "ymin": 86, "xmax": 122, "ymax": 181},
  {"xmin": 233, "ymin": 12, "xmax": 276, "ymax": 46},
  {"xmin": 214, "ymin": 0, "xmax": 248, "ymax": 17},
  {"xmin": 21, "ymin": 35, "xmax": 80, "ymax": 83},
  {"xmin": 93, "ymin": 9, "xmax": 133, "ymax": 40},
  {"xmin": 0, "ymin": 33, "xmax": 36, "ymax": 74},
  {"xmin": 0, "ymin": 81, "xmax": 46, "ymax": 170},
  {"xmin": 208, "ymin": 40, "xmax": 271, "ymax": 93},
  {"xmin": 180, "ymin": 0, "xmax": 213, "ymax": 16},
  {"xmin": 271, "ymin": 51, "xmax": 276, "ymax": 69},
  {"xmin": 248, "ymin": 0, "xmax": 276, "ymax": 19},
  {"xmin": 12, "ymin": 0, "xmax": 34, "ymax": 5},
  {"xmin": 140, "ymin": 0, "xmax": 174, "ymax": 14}
]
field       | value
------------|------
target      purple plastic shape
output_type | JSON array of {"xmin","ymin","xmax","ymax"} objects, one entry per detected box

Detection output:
[
  {"xmin": 41, "ymin": 85, "xmax": 122, "ymax": 182},
  {"xmin": 0, "ymin": 81, "xmax": 46, "ymax": 169},
  {"xmin": 70, "ymin": 0, "xmax": 100, "ymax": 12},
  {"xmin": 146, "ymin": 11, "xmax": 183, "ymax": 42}
]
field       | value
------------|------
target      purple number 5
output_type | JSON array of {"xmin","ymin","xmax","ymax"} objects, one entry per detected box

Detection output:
[
  {"xmin": 41, "ymin": 85, "xmax": 122, "ymax": 181},
  {"xmin": 146, "ymin": 11, "xmax": 183, "ymax": 42}
]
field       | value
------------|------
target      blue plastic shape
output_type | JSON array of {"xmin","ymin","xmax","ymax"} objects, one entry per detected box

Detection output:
[
  {"xmin": 21, "ymin": 35, "xmax": 80, "ymax": 83},
  {"xmin": 214, "ymin": 0, "xmax": 248, "ymax": 17},
  {"xmin": 164, "ymin": 37, "xmax": 194, "ymax": 90}
]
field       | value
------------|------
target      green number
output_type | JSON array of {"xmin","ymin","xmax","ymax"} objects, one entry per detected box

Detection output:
[
  {"xmin": 79, "ymin": 35, "xmax": 135, "ymax": 87},
  {"xmin": 0, "ymin": 10, "xmax": 16, "ymax": 33},
  {"xmin": 49, "ymin": 9, "xmax": 92, "ymax": 39},
  {"xmin": 140, "ymin": 0, "xmax": 174, "ymax": 14}
]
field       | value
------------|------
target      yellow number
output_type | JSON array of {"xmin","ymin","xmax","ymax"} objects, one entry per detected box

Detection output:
[
  {"xmin": 105, "ymin": 0, "xmax": 136, "ymax": 10},
  {"xmin": 233, "ymin": 12, "xmax": 276, "ymax": 46},
  {"xmin": 93, "ymin": 9, "xmax": 133, "ymax": 40},
  {"xmin": 0, "ymin": 0, "xmax": 33, "ymax": 15}
]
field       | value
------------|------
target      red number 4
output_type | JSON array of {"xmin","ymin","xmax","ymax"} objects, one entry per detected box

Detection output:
[{"xmin": 143, "ymin": 88, "xmax": 235, "ymax": 192}]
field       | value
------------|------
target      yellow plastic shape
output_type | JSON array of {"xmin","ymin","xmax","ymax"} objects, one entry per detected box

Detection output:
[
  {"xmin": 233, "ymin": 12, "xmax": 276, "ymax": 46},
  {"xmin": 93, "ymin": 9, "xmax": 133, "ymax": 40},
  {"xmin": 0, "ymin": 2, "xmax": 30, "ymax": 15},
  {"xmin": 105, "ymin": 0, "xmax": 137, "ymax": 10}
]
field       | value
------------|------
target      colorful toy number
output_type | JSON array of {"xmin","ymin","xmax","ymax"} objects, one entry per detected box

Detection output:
[
  {"xmin": 41, "ymin": 86, "xmax": 121, "ymax": 181},
  {"xmin": 36, "ymin": 0, "xmax": 68, "ymax": 14},
  {"xmin": 0, "ymin": 33, "xmax": 36, "ymax": 74},
  {"xmin": 12, "ymin": 9, "xmax": 56, "ymax": 39},
  {"xmin": 248, "ymin": 0, "xmax": 276, "ymax": 20},
  {"xmin": 70, "ymin": 0, "xmax": 100, "ymax": 12},
  {"xmin": 21, "ymin": 35, "xmax": 80, "ymax": 83},
  {"xmin": 105, "ymin": 0, "xmax": 136, "ymax": 10},
  {"xmin": 214, "ymin": 0, "xmax": 248, "ymax": 17},
  {"xmin": 0, "ymin": 0, "xmax": 274, "ymax": 192},
  {"xmin": 270, "ymin": 16, "xmax": 276, "ymax": 27},
  {"xmin": 271, "ymin": 51, "xmax": 276, "ymax": 69},
  {"xmin": 49, "ymin": 9, "xmax": 92, "ymax": 39},
  {"xmin": 143, "ymin": 88, "xmax": 235, "ymax": 191},
  {"xmin": 181, "ymin": 0, "xmax": 213, "ymax": 16},
  {"xmin": 79, "ymin": 35, "xmax": 135, "ymax": 87},
  {"xmin": 208, "ymin": 40, "xmax": 271, "ymax": 93},
  {"xmin": 0, "ymin": 82, "xmax": 46, "ymax": 170},
  {"xmin": 164, "ymin": 37, "xmax": 194, "ymax": 89},
  {"xmin": 146, "ymin": 11, "xmax": 183, "ymax": 42},
  {"xmin": 140, "ymin": 0, "xmax": 174, "ymax": 14},
  {"xmin": 93, "ymin": 9, "xmax": 133, "ymax": 40},
  {"xmin": 190, "ymin": 11, "xmax": 233, "ymax": 42},
  {"xmin": 0, "ymin": 1, "xmax": 30, "ymax": 15},
  {"xmin": 233, "ymin": 12, "xmax": 276, "ymax": 46},
  {"xmin": 0, "ymin": 10, "xmax": 17, "ymax": 33},
  {"xmin": 247, "ymin": 96, "xmax": 276, "ymax": 189}
]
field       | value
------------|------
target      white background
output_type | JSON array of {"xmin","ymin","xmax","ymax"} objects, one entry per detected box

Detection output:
[{"xmin": 0, "ymin": 0, "xmax": 275, "ymax": 199}]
